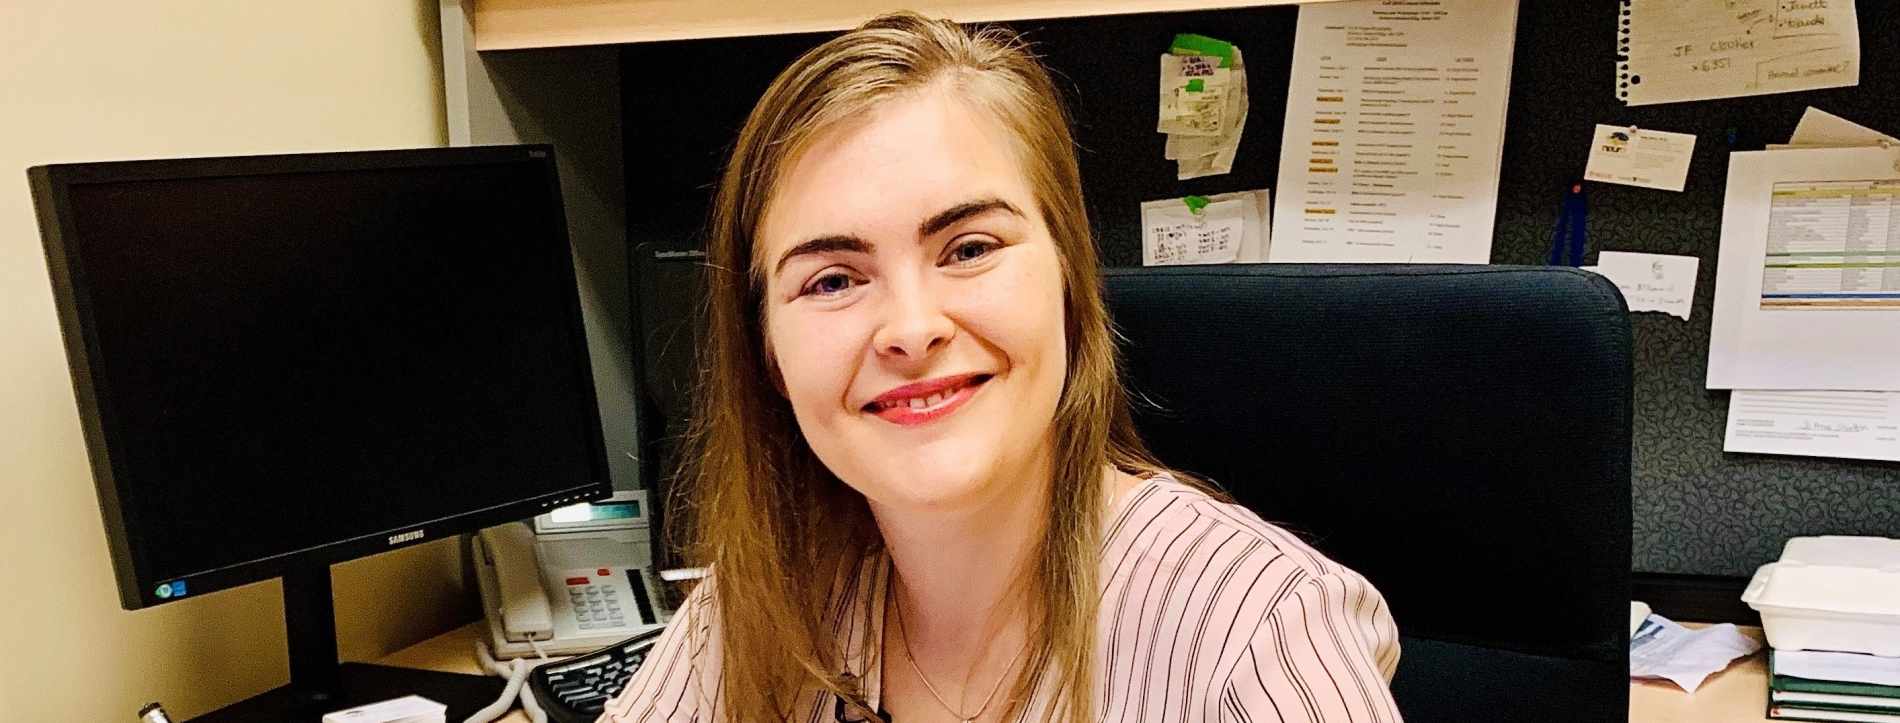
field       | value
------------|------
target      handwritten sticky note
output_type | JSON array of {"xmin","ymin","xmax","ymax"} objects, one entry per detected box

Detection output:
[
  {"xmin": 1586, "ymin": 251, "xmax": 1700, "ymax": 319},
  {"xmin": 1620, "ymin": 0, "xmax": 1861, "ymax": 106},
  {"xmin": 1585, "ymin": 125, "xmax": 1696, "ymax": 192},
  {"xmin": 1142, "ymin": 198, "xmax": 1245, "ymax": 266}
]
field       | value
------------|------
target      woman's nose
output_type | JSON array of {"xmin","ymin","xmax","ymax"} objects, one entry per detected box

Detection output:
[{"xmin": 872, "ymin": 274, "xmax": 954, "ymax": 361}]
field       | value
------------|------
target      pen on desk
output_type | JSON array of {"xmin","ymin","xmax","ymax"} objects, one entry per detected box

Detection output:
[{"xmin": 138, "ymin": 702, "xmax": 173, "ymax": 723}]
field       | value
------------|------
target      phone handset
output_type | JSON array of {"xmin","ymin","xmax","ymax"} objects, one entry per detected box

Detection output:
[{"xmin": 478, "ymin": 522, "xmax": 554, "ymax": 642}]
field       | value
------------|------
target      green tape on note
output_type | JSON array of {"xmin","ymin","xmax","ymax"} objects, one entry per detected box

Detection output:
[
  {"xmin": 1186, "ymin": 78, "xmax": 1205, "ymax": 93},
  {"xmin": 1170, "ymin": 33, "xmax": 1234, "ymax": 68},
  {"xmin": 1183, "ymin": 195, "xmax": 1211, "ymax": 214}
]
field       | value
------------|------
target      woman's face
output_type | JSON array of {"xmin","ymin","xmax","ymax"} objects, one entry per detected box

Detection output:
[{"xmin": 757, "ymin": 89, "xmax": 1068, "ymax": 513}]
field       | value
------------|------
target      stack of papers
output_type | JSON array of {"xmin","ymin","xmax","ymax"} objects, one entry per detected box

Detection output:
[
  {"xmin": 1158, "ymin": 34, "xmax": 1247, "ymax": 180},
  {"xmin": 321, "ymin": 696, "xmax": 446, "ymax": 723},
  {"xmin": 1777, "ymin": 649, "xmax": 1900, "ymax": 688},
  {"xmin": 1712, "ymin": 108, "xmax": 1900, "ymax": 463},
  {"xmin": 1630, "ymin": 614, "xmax": 1762, "ymax": 692}
]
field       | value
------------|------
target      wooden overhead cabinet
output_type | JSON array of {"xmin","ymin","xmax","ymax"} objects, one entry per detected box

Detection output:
[{"xmin": 471, "ymin": 0, "xmax": 1338, "ymax": 49}]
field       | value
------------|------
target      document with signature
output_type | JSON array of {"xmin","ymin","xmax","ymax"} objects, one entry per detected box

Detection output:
[
  {"xmin": 1725, "ymin": 390, "xmax": 1900, "ymax": 462},
  {"xmin": 1620, "ymin": 0, "xmax": 1860, "ymax": 106}
]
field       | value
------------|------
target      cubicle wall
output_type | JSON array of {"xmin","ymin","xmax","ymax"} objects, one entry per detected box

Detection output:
[{"xmin": 619, "ymin": 0, "xmax": 1900, "ymax": 583}]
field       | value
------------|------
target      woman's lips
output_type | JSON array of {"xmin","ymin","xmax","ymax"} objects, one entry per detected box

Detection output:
[{"xmin": 865, "ymin": 373, "xmax": 991, "ymax": 426}]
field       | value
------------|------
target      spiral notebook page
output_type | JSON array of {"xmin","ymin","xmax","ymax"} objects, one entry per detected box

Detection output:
[{"xmin": 1619, "ymin": 0, "xmax": 1860, "ymax": 106}]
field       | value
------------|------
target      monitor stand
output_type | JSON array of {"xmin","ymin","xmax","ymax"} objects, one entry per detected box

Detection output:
[{"xmin": 187, "ymin": 566, "xmax": 507, "ymax": 723}]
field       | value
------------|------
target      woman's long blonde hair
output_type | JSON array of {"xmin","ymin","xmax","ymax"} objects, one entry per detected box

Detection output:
[{"xmin": 676, "ymin": 12, "xmax": 1164, "ymax": 722}]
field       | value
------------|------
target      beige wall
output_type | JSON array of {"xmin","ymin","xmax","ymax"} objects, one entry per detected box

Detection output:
[{"xmin": 0, "ymin": 1, "xmax": 479, "ymax": 720}]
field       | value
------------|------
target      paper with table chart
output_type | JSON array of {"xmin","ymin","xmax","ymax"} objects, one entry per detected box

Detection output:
[
  {"xmin": 1268, "ymin": 0, "xmax": 1518, "ymax": 264},
  {"xmin": 1619, "ymin": 0, "xmax": 1861, "ymax": 107},
  {"xmin": 1725, "ymin": 391, "xmax": 1900, "ymax": 462},
  {"xmin": 1707, "ymin": 147, "xmax": 1900, "ymax": 392},
  {"xmin": 1720, "ymin": 114, "xmax": 1900, "ymax": 461}
]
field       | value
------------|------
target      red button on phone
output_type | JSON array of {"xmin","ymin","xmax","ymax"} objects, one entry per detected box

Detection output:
[
  {"xmin": 599, "ymin": 568, "xmax": 611, "ymax": 576},
  {"xmin": 566, "ymin": 577, "xmax": 589, "ymax": 585}
]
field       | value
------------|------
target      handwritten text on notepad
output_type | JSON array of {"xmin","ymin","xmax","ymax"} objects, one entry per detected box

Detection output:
[{"xmin": 1621, "ymin": 0, "xmax": 1860, "ymax": 106}]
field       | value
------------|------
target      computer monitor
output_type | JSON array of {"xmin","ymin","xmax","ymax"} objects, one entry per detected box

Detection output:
[
  {"xmin": 29, "ymin": 145, "xmax": 612, "ymax": 721},
  {"xmin": 629, "ymin": 242, "xmax": 707, "ymax": 582}
]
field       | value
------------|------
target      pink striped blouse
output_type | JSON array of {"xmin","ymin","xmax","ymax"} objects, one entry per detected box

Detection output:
[{"xmin": 600, "ymin": 474, "xmax": 1403, "ymax": 722}]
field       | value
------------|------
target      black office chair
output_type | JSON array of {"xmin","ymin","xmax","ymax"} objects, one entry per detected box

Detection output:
[{"xmin": 1106, "ymin": 264, "xmax": 1632, "ymax": 723}]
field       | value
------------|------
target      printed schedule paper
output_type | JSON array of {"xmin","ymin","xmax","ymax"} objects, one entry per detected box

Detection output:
[
  {"xmin": 1708, "ymin": 147, "xmax": 1900, "ymax": 391},
  {"xmin": 1269, "ymin": 0, "xmax": 1519, "ymax": 264},
  {"xmin": 1620, "ymin": 0, "xmax": 1861, "ymax": 107}
]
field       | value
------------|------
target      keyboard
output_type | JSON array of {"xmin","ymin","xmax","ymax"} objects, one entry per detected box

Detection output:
[{"xmin": 529, "ymin": 628, "xmax": 665, "ymax": 723}]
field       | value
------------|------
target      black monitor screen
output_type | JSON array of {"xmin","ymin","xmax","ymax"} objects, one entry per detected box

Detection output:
[{"xmin": 36, "ymin": 147, "xmax": 609, "ymax": 606}]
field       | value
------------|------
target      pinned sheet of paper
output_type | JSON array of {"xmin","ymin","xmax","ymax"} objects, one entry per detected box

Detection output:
[
  {"xmin": 1158, "ymin": 54, "xmax": 1231, "ymax": 137},
  {"xmin": 1583, "ymin": 251, "xmax": 1699, "ymax": 319},
  {"xmin": 1723, "ymin": 111, "xmax": 1900, "ymax": 463},
  {"xmin": 1619, "ymin": 0, "xmax": 1861, "ymax": 106},
  {"xmin": 1584, "ymin": 125, "xmax": 1696, "ymax": 192},
  {"xmin": 1140, "ymin": 189, "xmax": 1269, "ymax": 266},
  {"xmin": 1269, "ymin": 0, "xmax": 1519, "ymax": 264},
  {"xmin": 1785, "ymin": 107, "xmax": 1899, "ymax": 148},
  {"xmin": 1707, "ymin": 147, "xmax": 1900, "ymax": 391},
  {"xmin": 1724, "ymin": 390, "xmax": 1900, "ymax": 462},
  {"xmin": 1158, "ymin": 35, "xmax": 1248, "ymax": 180}
]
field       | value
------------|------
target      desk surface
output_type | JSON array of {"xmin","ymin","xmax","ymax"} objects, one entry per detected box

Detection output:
[
  {"xmin": 378, "ymin": 622, "xmax": 534, "ymax": 723},
  {"xmin": 382, "ymin": 622, "xmax": 1775, "ymax": 723}
]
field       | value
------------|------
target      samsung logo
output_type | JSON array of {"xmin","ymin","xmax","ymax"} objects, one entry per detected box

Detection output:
[{"xmin": 388, "ymin": 529, "xmax": 425, "ymax": 545}]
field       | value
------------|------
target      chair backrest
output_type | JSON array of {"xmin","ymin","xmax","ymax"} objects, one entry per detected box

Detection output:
[{"xmin": 1105, "ymin": 264, "xmax": 1633, "ymax": 723}]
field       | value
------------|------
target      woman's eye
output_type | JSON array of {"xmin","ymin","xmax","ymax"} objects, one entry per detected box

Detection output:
[
  {"xmin": 803, "ymin": 272, "xmax": 856, "ymax": 297},
  {"xmin": 947, "ymin": 238, "xmax": 999, "ymax": 265}
]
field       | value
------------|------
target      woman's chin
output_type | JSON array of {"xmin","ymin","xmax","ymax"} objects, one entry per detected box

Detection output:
[{"xmin": 867, "ymin": 460, "xmax": 1014, "ymax": 513}]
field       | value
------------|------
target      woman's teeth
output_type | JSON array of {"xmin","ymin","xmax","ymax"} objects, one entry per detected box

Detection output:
[
  {"xmin": 900, "ymin": 393, "xmax": 944, "ymax": 410},
  {"xmin": 881, "ymin": 391, "xmax": 951, "ymax": 411}
]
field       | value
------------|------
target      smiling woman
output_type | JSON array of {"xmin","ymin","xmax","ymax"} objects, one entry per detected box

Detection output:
[{"xmin": 602, "ymin": 12, "xmax": 1402, "ymax": 723}]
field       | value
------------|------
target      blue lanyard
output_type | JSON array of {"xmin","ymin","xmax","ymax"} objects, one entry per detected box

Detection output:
[{"xmin": 1549, "ymin": 184, "xmax": 1588, "ymax": 267}]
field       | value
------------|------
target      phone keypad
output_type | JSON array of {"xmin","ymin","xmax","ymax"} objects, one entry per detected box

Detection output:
[{"xmin": 566, "ymin": 582, "xmax": 626, "ymax": 630}]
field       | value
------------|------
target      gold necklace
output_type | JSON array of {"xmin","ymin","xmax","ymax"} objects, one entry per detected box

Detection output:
[{"xmin": 891, "ymin": 591, "xmax": 1029, "ymax": 723}]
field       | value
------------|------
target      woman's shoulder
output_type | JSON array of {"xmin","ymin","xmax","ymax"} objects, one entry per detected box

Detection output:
[
  {"xmin": 597, "ymin": 577, "xmax": 724, "ymax": 722},
  {"xmin": 1098, "ymin": 473, "xmax": 1402, "ymax": 717},
  {"xmin": 1112, "ymin": 472, "xmax": 1353, "ymax": 581}
]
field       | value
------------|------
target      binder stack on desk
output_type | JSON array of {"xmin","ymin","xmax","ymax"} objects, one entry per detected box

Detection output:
[
  {"xmin": 1744, "ymin": 537, "xmax": 1900, "ymax": 722},
  {"xmin": 1768, "ymin": 651, "xmax": 1900, "ymax": 723}
]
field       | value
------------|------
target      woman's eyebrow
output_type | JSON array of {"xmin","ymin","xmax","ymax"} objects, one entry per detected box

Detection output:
[
  {"xmin": 774, "ymin": 234, "xmax": 871, "ymax": 276},
  {"xmin": 918, "ymin": 197, "xmax": 1023, "ymax": 237}
]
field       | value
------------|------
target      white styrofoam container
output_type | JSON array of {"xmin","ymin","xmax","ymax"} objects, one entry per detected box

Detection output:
[{"xmin": 1742, "ymin": 536, "xmax": 1900, "ymax": 657}]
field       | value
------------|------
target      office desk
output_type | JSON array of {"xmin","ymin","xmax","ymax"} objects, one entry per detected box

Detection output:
[
  {"xmin": 1631, "ymin": 624, "xmax": 1773, "ymax": 723},
  {"xmin": 383, "ymin": 622, "xmax": 1776, "ymax": 723},
  {"xmin": 378, "ymin": 622, "xmax": 535, "ymax": 723}
]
